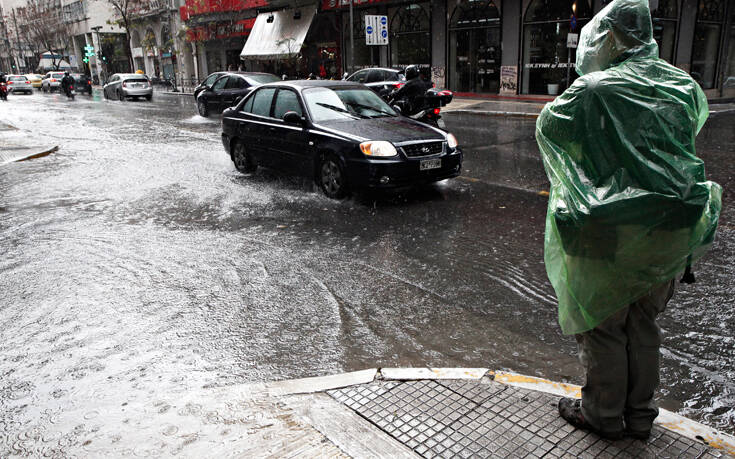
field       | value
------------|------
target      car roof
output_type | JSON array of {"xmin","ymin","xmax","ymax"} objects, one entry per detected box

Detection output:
[
  {"xmin": 263, "ymin": 80, "xmax": 367, "ymax": 90},
  {"xmin": 352, "ymin": 67, "xmax": 403, "ymax": 74}
]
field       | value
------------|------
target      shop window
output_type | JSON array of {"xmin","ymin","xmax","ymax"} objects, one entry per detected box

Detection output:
[
  {"xmin": 691, "ymin": 0, "xmax": 726, "ymax": 89},
  {"xmin": 343, "ymin": 9, "xmax": 380, "ymax": 73},
  {"xmin": 448, "ymin": 0, "xmax": 501, "ymax": 93},
  {"xmin": 522, "ymin": 0, "xmax": 593, "ymax": 95},
  {"xmin": 651, "ymin": 0, "xmax": 678, "ymax": 63},
  {"xmin": 390, "ymin": 3, "xmax": 431, "ymax": 68},
  {"xmin": 723, "ymin": 9, "xmax": 735, "ymax": 92}
]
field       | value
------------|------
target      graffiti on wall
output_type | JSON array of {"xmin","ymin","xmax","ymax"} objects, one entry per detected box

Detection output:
[
  {"xmin": 500, "ymin": 65, "xmax": 517, "ymax": 95},
  {"xmin": 431, "ymin": 66, "xmax": 445, "ymax": 89}
]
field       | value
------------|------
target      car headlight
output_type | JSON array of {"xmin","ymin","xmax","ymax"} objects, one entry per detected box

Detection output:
[
  {"xmin": 360, "ymin": 141, "xmax": 397, "ymax": 157},
  {"xmin": 446, "ymin": 133, "xmax": 459, "ymax": 149}
]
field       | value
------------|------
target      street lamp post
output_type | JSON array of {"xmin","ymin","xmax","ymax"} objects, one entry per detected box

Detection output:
[{"xmin": 91, "ymin": 26, "xmax": 103, "ymax": 84}]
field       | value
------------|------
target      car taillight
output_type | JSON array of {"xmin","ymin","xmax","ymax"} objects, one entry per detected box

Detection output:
[
  {"xmin": 51, "ymin": 78, "xmax": 56, "ymax": 82},
  {"xmin": 438, "ymin": 90, "xmax": 453, "ymax": 96},
  {"xmin": 393, "ymin": 82, "xmax": 405, "ymax": 89},
  {"xmin": 122, "ymin": 82, "xmax": 127, "ymax": 88},
  {"xmin": 7, "ymin": 81, "xmax": 12, "ymax": 84},
  {"xmin": 87, "ymin": 80, "xmax": 91, "ymax": 85},
  {"xmin": 433, "ymin": 108, "xmax": 441, "ymax": 115}
]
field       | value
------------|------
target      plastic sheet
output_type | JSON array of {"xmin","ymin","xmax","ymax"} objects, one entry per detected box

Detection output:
[{"xmin": 536, "ymin": 0, "xmax": 722, "ymax": 335}]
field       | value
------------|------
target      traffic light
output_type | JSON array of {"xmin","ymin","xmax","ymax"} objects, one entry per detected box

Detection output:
[{"xmin": 83, "ymin": 57, "xmax": 89, "ymax": 63}]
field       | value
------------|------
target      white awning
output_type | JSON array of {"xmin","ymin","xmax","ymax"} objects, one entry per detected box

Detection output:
[{"xmin": 240, "ymin": 6, "xmax": 316, "ymax": 60}]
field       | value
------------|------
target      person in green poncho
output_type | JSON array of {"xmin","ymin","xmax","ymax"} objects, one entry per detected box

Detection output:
[{"xmin": 535, "ymin": 0, "xmax": 721, "ymax": 440}]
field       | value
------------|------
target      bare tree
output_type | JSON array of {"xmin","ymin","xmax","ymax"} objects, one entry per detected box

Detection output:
[
  {"xmin": 16, "ymin": 0, "xmax": 74, "ymax": 71},
  {"xmin": 103, "ymin": 0, "xmax": 158, "ymax": 72}
]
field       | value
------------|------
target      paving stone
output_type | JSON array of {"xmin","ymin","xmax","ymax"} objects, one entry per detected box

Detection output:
[{"xmin": 329, "ymin": 379, "xmax": 728, "ymax": 458}]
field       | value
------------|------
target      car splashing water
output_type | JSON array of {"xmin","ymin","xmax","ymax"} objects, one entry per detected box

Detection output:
[{"xmin": 0, "ymin": 91, "xmax": 733, "ymax": 456}]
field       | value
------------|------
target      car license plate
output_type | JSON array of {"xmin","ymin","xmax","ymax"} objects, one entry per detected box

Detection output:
[{"xmin": 420, "ymin": 159, "xmax": 441, "ymax": 171}]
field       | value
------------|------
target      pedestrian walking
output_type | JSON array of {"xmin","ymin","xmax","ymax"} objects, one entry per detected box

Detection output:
[{"xmin": 536, "ymin": 0, "xmax": 721, "ymax": 441}]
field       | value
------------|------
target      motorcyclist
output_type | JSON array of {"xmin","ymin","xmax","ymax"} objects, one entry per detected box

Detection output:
[
  {"xmin": 391, "ymin": 65, "xmax": 429, "ymax": 115},
  {"xmin": 61, "ymin": 71, "xmax": 75, "ymax": 96},
  {"xmin": 0, "ymin": 72, "xmax": 8, "ymax": 101}
]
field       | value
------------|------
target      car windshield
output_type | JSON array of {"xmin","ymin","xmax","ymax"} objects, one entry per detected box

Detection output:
[
  {"xmin": 246, "ymin": 74, "xmax": 280, "ymax": 84},
  {"xmin": 10, "ymin": 76, "xmax": 25, "ymax": 81},
  {"xmin": 304, "ymin": 87, "xmax": 397, "ymax": 122},
  {"xmin": 52, "ymin": 73, "xmax": 64, "ymax": 78},
  {"xmin": 125, "ymin": 78, "xmax": 148, "ymax": 83}
]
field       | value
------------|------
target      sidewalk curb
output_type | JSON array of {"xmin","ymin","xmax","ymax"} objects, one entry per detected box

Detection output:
[
  {"xmin": 269, "ymin": 367, "xmax": 735, "ymax": 456},
  {"xmin": 0, "ymin": 145, "xmax": 59, "ymax": 165},
  {"xmin": 161, "ymin": 91, "xmax": 194, "ymax": 97},
  {"xmin": 444, "ymin": 109, "xmax": 540, "ymax": 118}
]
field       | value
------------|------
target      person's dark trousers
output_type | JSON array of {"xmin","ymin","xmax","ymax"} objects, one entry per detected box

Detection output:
[{"xmin": 575, "ymin": 280, "xmax": 676, "ymax": 435}]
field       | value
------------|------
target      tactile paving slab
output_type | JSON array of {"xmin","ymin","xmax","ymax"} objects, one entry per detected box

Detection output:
[{"xmin": 328, "ymin": 379, "xmax": 724, "ymax": 458}]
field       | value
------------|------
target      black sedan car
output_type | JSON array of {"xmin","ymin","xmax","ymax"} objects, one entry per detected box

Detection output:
[
  {"xmin": 196, "ymin": 72, "xmax": 279, "ymax": 117},
  {"xmin": 71, "ymin": 73, "xmax": 93, "ymax": 95},
  {"xmin": 221, "ymin": 81, "xmax": 462, "ymax": 198}
]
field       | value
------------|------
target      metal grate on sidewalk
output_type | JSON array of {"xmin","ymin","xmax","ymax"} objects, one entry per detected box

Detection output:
[{"xmin": 328, "ymin": 379, "xmax": 722, "ymax": 459}]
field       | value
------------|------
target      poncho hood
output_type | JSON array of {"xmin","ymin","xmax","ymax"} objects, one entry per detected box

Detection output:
[{"xmin": 576, "ymin": 0, "xmax": 659, "ymax": 76}]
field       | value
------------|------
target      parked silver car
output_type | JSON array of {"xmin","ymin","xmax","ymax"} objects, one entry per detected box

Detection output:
[
  {"xmin": 103, "ymin": 73, "xmax": 153, "ymax": 101},
  {"xmin": 41, "ymin": 71, "xmax": 65, "ymax": 92},
  {"xmin": 6, "ymin": 74, "xmax": 33, "ymax": 94}
]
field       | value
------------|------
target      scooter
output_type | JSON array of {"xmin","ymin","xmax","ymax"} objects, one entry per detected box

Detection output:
[
  {"xmin": 64, "ymin": 84, "xmax": 75, "ymax": 100},
  {"xmin": 386, "ymin": 86, "xmax": 453, "ymax": 129},
  {"xmin": 0, "ymin": 82, "xmax": 9, "ymax": 101}
]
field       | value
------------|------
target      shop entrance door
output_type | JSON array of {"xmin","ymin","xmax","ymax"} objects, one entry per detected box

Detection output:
[{"xmin": 450, "ymin": 26, "xmax": 500, "ymax": 93}]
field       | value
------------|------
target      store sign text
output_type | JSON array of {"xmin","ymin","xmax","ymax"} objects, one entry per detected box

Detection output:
[{"xmin": 524, "ymin": 63, "xmax": 576, "ymax": 69}]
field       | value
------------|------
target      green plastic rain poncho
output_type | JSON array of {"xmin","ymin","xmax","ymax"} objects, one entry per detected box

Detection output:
[{"xmin": 536, "ymin": 0, "xmax": 722, "ymax": 335}]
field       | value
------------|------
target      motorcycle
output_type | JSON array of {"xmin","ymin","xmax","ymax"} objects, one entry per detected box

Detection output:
[
  {"xmin": 386, "ymin": 86, "xmax": 453, "ymax": 129},
  {"xmin": 0, "ymin": 82, "xmax": 9, "ymax": 101},
  {"xmin": 64, "ymin": 84, "xmax": 75, "ymax": 100}
]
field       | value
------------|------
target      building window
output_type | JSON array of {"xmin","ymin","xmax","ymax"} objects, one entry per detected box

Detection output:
[
  {"xmin": 691, "ymin": 0, "xmax": 726, "ymax": 89},
  {"xmin": 521, "ymin": 0, "xmax": 593, "ymax": 95},
  {"xmin": 448, "ymin": 0, "xmax": 501, "ymax": 93},
  {"xmin": 651, "ymin": 0, "xmax": 678, "ymax": 63},
  {"xmin": 389, "ymin": 3, "xmax": 430, "ymax": 68},
  {"xmin": 723, "ymin": 6, "xmax": 735, "ymax": 92}
]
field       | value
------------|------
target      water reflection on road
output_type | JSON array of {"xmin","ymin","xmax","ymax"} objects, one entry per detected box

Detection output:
[{"xmin": 0, "ymin": 91, "xmax": 732, "ymax": 453}]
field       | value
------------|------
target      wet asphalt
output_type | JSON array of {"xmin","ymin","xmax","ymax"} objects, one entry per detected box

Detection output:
[{"xmin": 0, "ymin": 90, "xmax": 733, "ymax": 452}]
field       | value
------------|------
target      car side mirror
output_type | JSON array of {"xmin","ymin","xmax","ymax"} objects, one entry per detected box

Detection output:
[
  {"xmin": 283, "ymin": 111, "xmax": 303, "ymax": 125},
  {"xmin": 392, "ymin": 105, "xmax": 402, "ymax": 115},
  {"xmin": 234, "ymin": 95, "xmax": 244, "ymax": 104}
]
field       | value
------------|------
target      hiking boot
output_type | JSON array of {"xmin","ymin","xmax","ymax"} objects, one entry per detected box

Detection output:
[{"xmin": 558, "ymin": 397, "xmax": 623, "ymax": 440}]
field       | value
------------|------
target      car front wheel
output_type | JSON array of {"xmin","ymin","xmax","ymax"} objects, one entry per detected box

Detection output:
[
  {"xmin": 232, "ymin": 141, "xmax": 256, "ymax": 173},
  {"xmin": 197, "ymin": 98, "xmax": 209, "ymax": 117},
  {"xmin": 318, "ymin": 154, "xmax": 348, "ymax": 199}
]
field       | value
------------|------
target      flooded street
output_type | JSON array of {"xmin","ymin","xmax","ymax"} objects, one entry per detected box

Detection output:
[{"xmin": 1, "ymin": 91, "xmax": 733, "ymax": 453}]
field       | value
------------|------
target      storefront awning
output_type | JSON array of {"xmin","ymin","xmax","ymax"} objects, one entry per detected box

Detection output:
[{"xmin": 240, "ymin": 5, "xmax": 316, "ymax": 60}]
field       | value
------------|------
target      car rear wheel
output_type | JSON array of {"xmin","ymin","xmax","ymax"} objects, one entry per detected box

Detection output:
[
  {"xmin": 318, "ymin": 154, "xmax": 348, "ymax": 199},
  {"xmin": 232, "ymin": 141, "xmax": 257, "ymax": 173},
  {"xmin": 145, "ymin": 94, "xmax": 152, "ymax": 101},
  {"xmin": 117, "ymin": 90, "xmax": 125, "ymax": 101},
  {"xmin": 197, "ymin": 99, "xmax": 209, "ymax": 117}
]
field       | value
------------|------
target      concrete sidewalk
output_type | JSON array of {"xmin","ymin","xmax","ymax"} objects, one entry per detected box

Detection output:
[
  {"xmin": 445, "ymin": 97, "xmax": 735, "ymax": 119},
  {"xmin": 0, "ymin": 121, "xmax": 58, "ymax": 165},
  {"xmin": 16, "ymin": 367, "xmax": 731, "ymax": 457}
]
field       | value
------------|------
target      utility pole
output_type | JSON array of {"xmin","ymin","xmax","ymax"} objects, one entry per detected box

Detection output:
[
  {"xmin": 349, "ymin": 0, "xmax": 354, "ymax": 74},
  {"xmin": 11, "ymin": 8, "xmax": 25, "ymax": 72},
  {"xmin": 91, "ymin": 25, "xmax": 103, "ymax": 83}
]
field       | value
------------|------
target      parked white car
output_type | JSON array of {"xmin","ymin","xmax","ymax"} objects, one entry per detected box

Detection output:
[
  {"xmin": 6, "ymin": 75, "xmax": 33, "ymax": 94},
  {"xmin": 41, "ymin": 72, "xmax": 65, "ymax": 92}
]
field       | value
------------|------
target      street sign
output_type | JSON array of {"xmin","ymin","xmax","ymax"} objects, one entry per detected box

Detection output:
[
  {"xmin": 567, "ymin": 33, "xmax": 578, "ymax": 49},
  {"xmin": 365, "ymin": 15, "xmax": 388, "ymax": 45}
]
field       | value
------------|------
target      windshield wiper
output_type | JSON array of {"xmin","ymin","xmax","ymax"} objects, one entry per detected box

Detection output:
[
  {"xmin": 349, "ymin": 102, "xmax": 396, "ymax": 118},
  {"xmin": 316, "ymin": 103, "xmax": 365, "ymax": 119}
]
